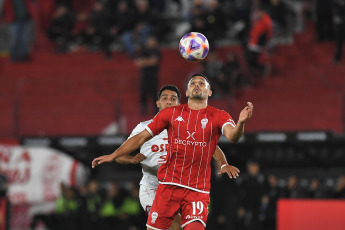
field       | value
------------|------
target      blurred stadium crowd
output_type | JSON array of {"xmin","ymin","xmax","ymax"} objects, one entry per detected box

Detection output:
[
  {"xmin": 208, "ymin": 161, "xmax": 345, "ymax": 230},
  {"xmin": 27, "ymin": 180, "xmax": 146, "ymax": 230},
  {"xmin": 1, "ymin": 0, "xmax": 294, "ymax": 59}
]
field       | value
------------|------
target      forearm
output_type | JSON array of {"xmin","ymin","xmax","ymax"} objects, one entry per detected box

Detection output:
[
  {"xmin": 110, "ymin": 131, "xmax": 151, "ymax": 161},
  {"xmin": 115, "ymin": 155, "xmax": 134, "ymax": 164},
  {"xmin": 213, "ymin": 146, "xmax": 228, "ymax": 165}
]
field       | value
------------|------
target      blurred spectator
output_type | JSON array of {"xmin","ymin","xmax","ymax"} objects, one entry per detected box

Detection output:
[
  {"xmin": 267, "ymin": 0, "xmax": 288, "ymax": 35},
  {"xmin": 237, "ymin": 160, "xmax": 268, "ymax": 230},
  {"xmin": 73, "ymin": 10, "xmax": 89, "ymax": 41},
  {"xmin": 99, "ymin": 182, "xmax": 126, "ymax": 230},
  {"xmin": 259, "ymin": 174, "xmax": 283, "ymax": 230},
  {"xmin": 334, "ymin": 174, "xmax": 345, "ymax": 198},
  {"xmin": 204, "ymin": 0, "xmax": 227, "ymax": 45},
  {"xmin": 135, "ymin": 36, "xmax": 161, "ymax": 115},
  {"xmin": 1, "ymin": 0, "xmax": 35, "ymax": 62},
  {"xmin": 284, "ymin": 175, "xmax": 309, "ymax": 198},
  {"xmin": 234, "ymin": 206, "xmax": 250, "ymax": 230},
  {"xmin": 244, "ymin": 6, "xmax": 273, "ymax": 80},
  {"xmin": 81, "ymin": 180, "xmax": 102, "ymax": 230},
  {"xmin": 119, "ymin": 181, "xmax": 145, "ymax": 230},
  {"xmin": 219, "ymin": 51, "xmax": 244, "ymax": 96},
  {"xmin": 55, "ymin": 185, "xmax": 81, "ymax": 230},
  {"xmin": 107, "ymin": 1, "xmax": 136, "ymax": 55},
  {"xmin": 0, "ymin": 166, "xmax": 8, "ymax": 198},
  {"xmin": 30, "ymin": 183, "xmax": 81, "ymax": 230},
  {"xmin": 315, "ymin": 0, "xmax": 334, "ymax": 42},
  {"xmin": 208, "ymin": 161, "xmax": 241, "ymax": 230},
  {"xmin": 122, "ymin": 0, "xmax": 157, "ymax": 58},
  {"xmin": 46, "ymin": 4, "xmax": 74, "ymax": 53},
  {"xmin": 333, "ymin": 0, "xmax": 345, "ymax": 63},
  {"xmin": 232, "ymin": 0, "xmax": 253, "ymax": 42},
  {"xmin": 0, "ymin": 165, "xmax": 9, "ymax": 230},
  {"xmin": 190, "ymin": 2, "xmax": 208, "ymax": 38},
  {"xmin": 308, "ymin": 178, "xmax": 334, "ymax": 199},
  {"xmin": 78, "ymin": 1, "xmax": 113, "ymax": 58}
]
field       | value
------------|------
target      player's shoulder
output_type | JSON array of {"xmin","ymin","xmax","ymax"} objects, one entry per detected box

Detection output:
[
  {"xmin": 140, "ymin": 119, "xmax": 153, "ymax": 127},
  {"xmin": 133, "ymin": 119, "xmax": 153, "ymax": 132},
  {"xmin": 160, "ymin": 104, "xmax": 185, "ymax": 113},
  {"xmin": 207, "ymin": 105, "xmax": 228, "ymax": 114}
]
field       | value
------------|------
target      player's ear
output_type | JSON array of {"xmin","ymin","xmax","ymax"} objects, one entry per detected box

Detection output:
[
  {"xmin": 208, "ymin": 89, "xmax": 212, "ymax": 97},
  {"xmin": 186, "ymin": 90, "xmax": 189, "ymax": 97},
  {"xmin": 156, "ymin": 100, "xmax": 160, "ymax": 108}
]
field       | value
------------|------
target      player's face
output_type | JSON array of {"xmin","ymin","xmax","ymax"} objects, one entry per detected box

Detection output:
[
  {"xmin": 186, "ymin": 76, "xmax": 212, "ymax": 100},
  {"xmin": 156, "ymin": 90, "xmax": 180, "ymax": 111}
]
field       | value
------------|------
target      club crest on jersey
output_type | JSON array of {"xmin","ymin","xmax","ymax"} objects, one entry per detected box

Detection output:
[
  {"xmin": 175, "ymin": 116, "xmax": 185, "ymax": 122},
  {"xmin": 201, "ymin": 118, "xmax": 208, "ymax": 129},
  {"xmin": 151, "ymin": 212, "xmax": 158, "ymax": 224}
]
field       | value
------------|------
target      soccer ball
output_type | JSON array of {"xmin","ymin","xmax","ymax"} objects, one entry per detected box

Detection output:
[{"xmin": 179, "ymin": 32, "xmax": 209, "ymax": 62}]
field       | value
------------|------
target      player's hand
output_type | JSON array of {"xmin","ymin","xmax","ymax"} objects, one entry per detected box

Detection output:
[
  {"xmin": 130, "ymin": 153, "xmax": 147, "ymax": 164},
  {"xmin": 92, "ymin": 154, "xmax": 114, "ymax": 168},
  {"xmin": 238, "ymin": 102, "xmax": 253, "ymax": 124},
  {"xmin": 218, "ymin": 165, "xmax": 240, "ymax": 179}
]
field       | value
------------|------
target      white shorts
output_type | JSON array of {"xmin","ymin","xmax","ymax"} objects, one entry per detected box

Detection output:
[{"xmin": 139, "ymin": 184, "xmax": 157, "ymax": 215}]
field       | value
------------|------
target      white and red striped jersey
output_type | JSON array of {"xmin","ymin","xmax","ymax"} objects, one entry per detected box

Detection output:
[
  {"xmin": 146, "ymin": 104, "xmax": 236, "ymax": 194},
  {"xmin": 129, "ymin": 120, "xmax": 168, "ymax": 188}
]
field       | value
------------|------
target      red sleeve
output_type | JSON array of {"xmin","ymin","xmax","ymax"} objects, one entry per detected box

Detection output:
[
  {"xmin": 218, "ymin": 110, "xmax": 236, "ymax": 135},
  {"xmin": 249, "ymin": 14, "xmax": 273, "ymax": 46},
  {"xmin": 266, "ymin": 17, "xmax": 273, "ymax": 41},
  {"xmin": 249, "ymin": 20, "xmax": 264, "ymax": 45},
  {"xmin": 146, "ymin": 108, "xmax": 171, "ymax": 136}
]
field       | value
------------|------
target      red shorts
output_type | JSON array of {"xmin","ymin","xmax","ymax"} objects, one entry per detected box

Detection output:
[{"xmin": 146, "ymin": 184, "xmax": 210, "ymax": 230}]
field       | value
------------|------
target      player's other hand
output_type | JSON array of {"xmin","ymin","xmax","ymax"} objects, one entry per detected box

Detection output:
[
  {"xmin": 130, "ymin": 153, "xmax": 147, "ymax": 164},
  {"xmin": 92, "ymin": 154, "xmax": 114, "ymax": 168},
  {"xmin": 239, "ymin": 102, "xmax": 253, "ymax": 124},
  {"xmin": 218, "ymin": 165, "xmax": 240, "ymax": 179}
]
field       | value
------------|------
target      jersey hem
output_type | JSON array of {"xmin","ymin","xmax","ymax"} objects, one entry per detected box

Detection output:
[
  {"xmin": 146, "ymin": 224, "xmax": 165, "ymax": 230},
  {"xmin": 159, "ymin": 182, "xmax": 210, "ymax": 194},
  {"xmin": 181, "ymin": 219, "xmax": 206, "ymax": 228}
]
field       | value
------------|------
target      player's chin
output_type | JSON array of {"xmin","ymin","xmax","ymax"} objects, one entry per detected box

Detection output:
[{"xmin": 192, "ymin": 96, "xmax": 203, "ymax": 100}]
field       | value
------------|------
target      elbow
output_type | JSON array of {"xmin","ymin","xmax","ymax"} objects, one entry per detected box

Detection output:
[
  {"xmin": 226, "ymin": 134, "xmax": 241, "ymax": 143},
  {"xmin": 230, "ymin": 138, "xmax": 239, "ymax": 143}
]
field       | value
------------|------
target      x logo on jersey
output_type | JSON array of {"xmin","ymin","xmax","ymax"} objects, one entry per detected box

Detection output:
[{"xmin": 186, "ymin": 131, "xmax": 196, "ymax": 140}]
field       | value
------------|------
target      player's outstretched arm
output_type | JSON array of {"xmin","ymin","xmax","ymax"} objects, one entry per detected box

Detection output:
[
  {"xmin": 92, "ymin": 130, "xmax": 152, "ymax": 168},
  {"xmin": 213, "ymin": 146, "xmax": 240, "ymax": 179},
  {"xmin": 223, "ymin": 102, "xmax": 253, "ymax": 143},
  {"xmin": 115, "ymin": 153, "xmax": 147, "ymax": 164}
]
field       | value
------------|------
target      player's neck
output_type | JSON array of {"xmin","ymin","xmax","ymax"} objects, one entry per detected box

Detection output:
[{"xmin": 188, "ymin": 99, "xmax": 208, "ymax": 110}]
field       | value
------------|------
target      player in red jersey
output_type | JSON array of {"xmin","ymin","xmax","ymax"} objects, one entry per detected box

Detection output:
[{"xmin": 92, "ymin": 73, "xmax": 253, "ymax": 230}]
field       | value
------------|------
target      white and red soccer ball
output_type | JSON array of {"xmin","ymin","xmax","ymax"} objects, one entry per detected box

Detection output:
[{"xmin": 179, "ymin": 32, "xmax": 209, "ymax": 62}]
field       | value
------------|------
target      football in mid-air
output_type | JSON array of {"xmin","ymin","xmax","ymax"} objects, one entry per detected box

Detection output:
[{"xmin": 179, "ymin": 32, "xmax": 209, "ymax": 62}]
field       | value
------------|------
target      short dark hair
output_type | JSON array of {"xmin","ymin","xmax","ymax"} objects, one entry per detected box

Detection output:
[
  {"xmin": 157, "ymin": 85, "xmax": 181, "ymax": 102},
  {"xmin": 188, "ymin": 73, "xmax": 211, "ymax": 88}
]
